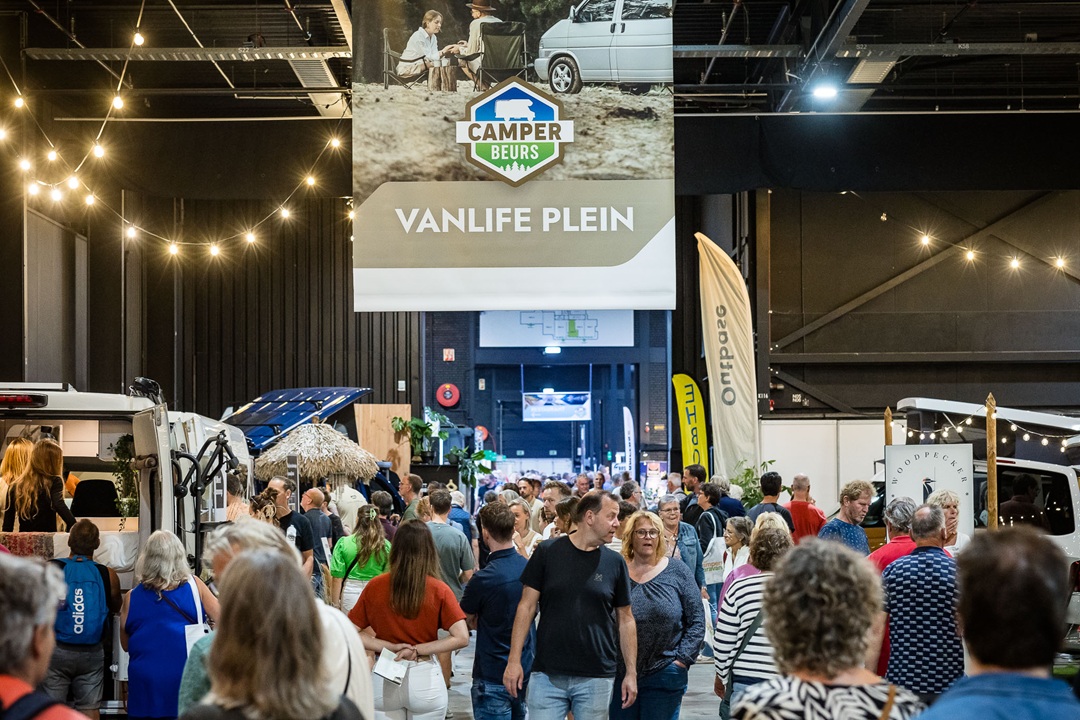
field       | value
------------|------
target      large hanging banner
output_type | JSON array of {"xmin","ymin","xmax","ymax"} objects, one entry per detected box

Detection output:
[
  {"xmin": 696, "ymin": 232, "xmax": 759, "ymax": 480},
  {"xmin": 672, "ymin": 373, "xmax": 708, "ymax": 476},
  {"xmin": 353, "ymin": 1, "xmax": 675, "ymax": 311}
]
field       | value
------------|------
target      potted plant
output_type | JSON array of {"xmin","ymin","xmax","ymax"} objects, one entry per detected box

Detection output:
[
  {"xmin": 391, "ymin": 407, "xmax": 450, "ymax": 463},
  {"xmin": 109, "ymin": 433, "xmax": 139, "ymax": 518},
  {"xmin": 730, "ymin": 459, "xmax": 775, "ymax": 509},
  {"xmin": 445, "ymin": 446, "xmax": 493, "ymax": 487}
]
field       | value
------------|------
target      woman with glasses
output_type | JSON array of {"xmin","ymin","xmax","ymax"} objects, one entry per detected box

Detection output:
[
  {"xmin": 657, "ymin": 495, "xmax": 707, "ymax": 596},
  {"xmin": 2, "ymin": 438, "xmax": 77, "ymax": 532},
  {"xmin": 611, "ymin": 510, "xmax": 705, "ymax": 720}
]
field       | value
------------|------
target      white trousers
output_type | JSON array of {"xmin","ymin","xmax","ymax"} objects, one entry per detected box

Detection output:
[
  {"xmin": 341, "ymin": 578, "xmax": 367, "ymax": 613},
  {"xmin": 373, "ymin": 658, "xmax": 447, "ymax": 720}
]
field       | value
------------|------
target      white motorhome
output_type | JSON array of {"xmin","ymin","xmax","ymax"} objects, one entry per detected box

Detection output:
[{"xmin": 890, "ymin": 397, "xmax": 1080, "ymax": 654}]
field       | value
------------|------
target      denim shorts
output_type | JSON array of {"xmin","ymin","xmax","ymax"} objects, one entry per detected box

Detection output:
[
  {"xmin": 527, "ymin": 671, "xmax": 615, "ymax": 720},
  {"xmin": 472, "ymin": 677, "xmax": 527, "ymax": 720},
  {"xmin": 42, "ymin": 643, "xmax": 105, "ymax": 710}
]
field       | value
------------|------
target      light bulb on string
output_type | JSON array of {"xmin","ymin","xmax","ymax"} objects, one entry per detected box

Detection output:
[
  {"xmin": 0, "ymin": 128, "xmax": 6, "ymax": 140},
  {"xmin": 50, "ymin": 188, "xmax": 62, "ymax": 202},
  {"xmin": 929, "ymin": 432, "xmax": 936, "ymax": 440},
  {"xmin": 347, "ymin": 210, "xmax": 355, "ymax": 220},
  {"xmin": 920, "ymin": 234, "xmax": 930, "ymax": 246},
  {"xmin": 84, "ymin": 194, "xmax": 95, "ymax": 206},
  {"xmin": 330, "ymin": 137, "xmax": 341, "ymax": 148},
  {"xmin": 245, "ymin": 232, "xmax": 256, "ymax": 244},
  {"xmin": 1009, "ymin": 424, "xmax": 1017, "ymax": 431},
  {"xmin": 1041, "ymin": 438, "xmax": 1049, "ymax": 446},
  {"xmin": 134, "ymin": 31, "xmax": 145, "ymax": 46},
  {"xmin": 956, "ymin": 426, "xmax": 963, "ymax": 433},
  {"xmin": 942, "ymin": 428, "xmax": 949, "ymax": 438},
  {"xmin": 907, "ymin": 430, "xmax": 914, "ymax": 438},
  {"xmin": 26, "ymin": 182, "xmax": 39, "ymax": 196},
  {"xmin": 1063, "ymin": 439, "xmax": 1069, "ymax": 447},
  {"xmin": 280, "ymin": 207, "xmax": 290, "ymax": 219},
  {"xmin": 14, "ymin": 97, "xmax": 24, "ymax": 108},
  {"xmin": 47, "ymin": 150, "xmax": 58, "ymax": 162},
  {"xmin": 112, "ymin": 96, "xmax": 124, "ymax": 110},
  {"xmin": 919, "ymin": 433, "xmax": 926, "ymax": 440},
  {"xmin": 306, "ymin": 175, "xmax": 315, "ymax": 187},
  {"xmin": 210, "ymin": 243, "xmax": 220, "ymax": 257},
  {"xmin": 126, "ymin": 226, "xmax": 137, "ymax": 239},
  {"xmin": 1001, "ymin": 437, "xmax": 1008, "ymax": 445},
  {"xmin": 1023, "ymin": 433, "xmax": 1031, "ymax": 441},
  {"xmin": 169, "ymin": 242, "xmax": 179, "ymax": 256},
  {"xmin": 92, "ymin": 144, "xmax": 105, "ymax": 158},
  {"xmin": 1010, "ymin": 257, "xmax": 1020, "ymax": 269},
  {"xmin": 965, "ymin": 249, "xmax": 975, "ymax": 261},
  {"xmin": 18, "ymin": 158, "xmax": 31, "ymax": 171},
  {"xmin": 1055, "ymin": 257, "xmax": 1066, "ymax": 269},
  {"xmin": 965, "ymin": 418, "xmax": 973, "ymax": 425},
  {"xmin": 67, "ymin": 176, "xmax": 79, "ymax": 189}
]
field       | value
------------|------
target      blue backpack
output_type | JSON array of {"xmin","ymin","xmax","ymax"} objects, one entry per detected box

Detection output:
[{"xmin": 53, "ymin": 556, "xmax": 107, "ymax": 645}]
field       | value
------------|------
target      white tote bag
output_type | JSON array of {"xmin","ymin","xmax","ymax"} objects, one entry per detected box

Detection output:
[{"xmin": 701, "ymin": 512, "xmax": 727, "ymax": 585}]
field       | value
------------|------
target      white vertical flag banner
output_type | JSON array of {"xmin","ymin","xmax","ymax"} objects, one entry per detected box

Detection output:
[
  {"xmin": 695, "ymin": 232, "xmax": 759, "ymax": 481},
  {"xmin": 623, "ymin": 406, "xmax": 636, "ymax": 479}
]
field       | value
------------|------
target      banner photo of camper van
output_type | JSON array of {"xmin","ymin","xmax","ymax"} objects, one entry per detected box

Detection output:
[{"xmin": 352, "ymin": 0, "xmax": 675, "ymax": 311}]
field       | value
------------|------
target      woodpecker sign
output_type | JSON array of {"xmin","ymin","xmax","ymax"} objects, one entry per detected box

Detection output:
[{"xmin": 455, "ymin": 79, "xmax": 574, "ymax": 186}]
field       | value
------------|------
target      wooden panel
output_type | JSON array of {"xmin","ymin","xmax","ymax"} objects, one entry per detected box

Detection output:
[{"xmin": 356, "ymin": 404, "xmax": 412, "ymax": 478}]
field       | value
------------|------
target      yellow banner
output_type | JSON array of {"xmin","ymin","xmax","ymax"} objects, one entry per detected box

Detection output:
[{"xmin": 672, "ymin": 373, "xmax": 708, "ymax": 476}]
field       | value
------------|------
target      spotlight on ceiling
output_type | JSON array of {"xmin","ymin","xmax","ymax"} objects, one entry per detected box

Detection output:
[{"xmin": 811, "ymin": 83, "xmax": 838, "ymax": 99}]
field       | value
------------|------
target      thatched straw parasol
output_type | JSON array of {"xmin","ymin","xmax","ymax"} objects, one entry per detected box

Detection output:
[{"xmin": 255, "ymin": 421, "xmax": 379, "ymax": 482}]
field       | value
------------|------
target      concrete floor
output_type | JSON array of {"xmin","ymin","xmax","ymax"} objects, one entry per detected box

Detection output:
[{"xmin": 446, "ymin": 639, "xmax": 719, "ymax": 719}]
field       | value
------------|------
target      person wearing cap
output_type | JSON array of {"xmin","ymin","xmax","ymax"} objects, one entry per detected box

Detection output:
[{"xmin": 463, "ymin": 2, "xmax": 502, "ymax": 85}]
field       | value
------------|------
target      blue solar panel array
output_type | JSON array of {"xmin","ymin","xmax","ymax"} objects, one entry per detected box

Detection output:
[{"xmin": 222, "ymin": 387, "xmax": 372, "ymax": 453}]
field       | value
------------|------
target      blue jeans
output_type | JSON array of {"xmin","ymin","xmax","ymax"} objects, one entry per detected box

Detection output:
[
  {"xmin": 472, "ymin": 678, "xmax": 527, "ymax": 720},
  {"xmin": 702, "ymin": 583, "xmax": 722, "ymax": 657},
  {"xmin": 527, "ymin": 672, "xmax": 615, "ymax": 720},
  {"xmin": 609, "ymin": 661, "xmax": 688, "ymax": 720}
]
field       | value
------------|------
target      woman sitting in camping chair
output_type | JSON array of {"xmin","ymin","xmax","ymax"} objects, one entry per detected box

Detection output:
[{"xmin": 397, "ymin": 10, "xmax": 461, "ymax": 77}]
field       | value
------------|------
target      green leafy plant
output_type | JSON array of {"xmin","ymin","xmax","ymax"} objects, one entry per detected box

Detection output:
[
  {"xmin": 730, "ymin": 459, "xmax": 775, "ymax": 510},
  {"xmin": 391, "ymin": 408, "xmax": 450, "ymax": 460},
  {"xmin": 109, "ymin": 433, "xmax": 139, "ymax": 517},
  {"xmin": 445, "ymin": 446, "xmax": 493, "ymax": 488}
]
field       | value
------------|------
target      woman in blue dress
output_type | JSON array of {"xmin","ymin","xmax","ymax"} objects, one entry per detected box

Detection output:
[{"xmin": 121, "ymin": 531, "xmax": 220, "ymax": 720}]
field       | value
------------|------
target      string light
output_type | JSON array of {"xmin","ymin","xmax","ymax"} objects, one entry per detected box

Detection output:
[
  {"xmin": 67, "ymin": 176, "xmax": 79, "ymax": 189},
  {"xmin": 84, "ymin": 194, "xmax": 95, "ymax": 206},
  {"xmin": 330, "ymin": 137, "xmax": 341, "ymax": 148},
  {"xmin": 1010, "ymin": 424, "xmax": 1017, "ymax": 431},
  {"xmin": 134, "ymin": 31, "xmax": 145, "ymax": 46},
  {"xmin": 169, "ymin": 242, "xmax": 179, "ymax": 255},
  {"xmin": 965, "ymin": 249, "xmax": 975, "ymax": 261},
  {"xmin": 50, "ymin": 188, "xmax": 62, "ymax": 202},
  {"xmin": 1055, "ymin": 257, "xmax": 1066, "ymax": 269},
  {"xmin": 126, "ymin": 226, "xmax": 137, "ymax": 239},
  {"xmin": 26, "ymin": 183, "xmax": 39, "ymax": 196},
  {"xmin": 47, "ymin": 150, "xmax": 57, "ymax": 162},
  {"xmin": 1041, "ymin": 438, "xmax": 1050, "ymax": 446},
  {"xmin": 920, "ymin": 234, "xmax": 930, "ymax": 246},
  {"xmin": 1010, "ymin": 257, "xmax": 1020, "ymax": 269},
  {"xmin": 1023, "ymin": 433, "xmax": 1031, "ymax": 441},
  {"xmin": 305, "ymin": 175, "xmax": 315, "ymax": 187},
  {"xmin": 245, "ymin": 232, "xmax": 256, "ymax": 244},
  {"xmin": 112, "ymin": 96, "xmax": 124, "ymax": 110},
  {"xmin": 18, "ymin": 159, "xmax": 30, "ymax": 171},
  {"xmin": 13, "ymin": 97, "xmax": 24, "ymax": 108},
  {"xmin": 92, "ymin": 144, "xmax": 105, "ymax": 158},
  {"xmin": 347, "ymin": 210, "xmax": 355, "ymax": 220},
  {"xmin": 280, "ymin": 207, "xmax": 290, "ymax": 219},
  {"xmin": 209, "ymin": 243, "xmax": 220, "ymax": 257},
  {"xmin": 0, "ymin": 128, "xmax": 6, "ymax": 140}
]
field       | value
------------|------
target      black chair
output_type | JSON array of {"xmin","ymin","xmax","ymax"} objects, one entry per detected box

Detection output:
[
  {"xmin": 476, "ymin": 21, "xmax": 529, "ymax": 89},
  {"xmin": 71, "ymin": 479, "xmax": 120, "ymax": 517},
  {"xmin": 383, "ymin": 27, "xmax": 429, "ymax": 89}
]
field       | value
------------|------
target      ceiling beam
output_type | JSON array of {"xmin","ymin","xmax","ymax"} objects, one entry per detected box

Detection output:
[
  {"xmin": 23, "ymin": 46, "xmax": 351, "ymax": 62},
  {"xmin": 675, "ymin": 41, "xmax": 1080, "ymax": 60}
]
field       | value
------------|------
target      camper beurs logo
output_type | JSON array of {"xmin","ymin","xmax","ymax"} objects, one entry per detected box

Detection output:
[{"xmin": 455, "ymin": 78, "xmax": 574, "ymax": 186}]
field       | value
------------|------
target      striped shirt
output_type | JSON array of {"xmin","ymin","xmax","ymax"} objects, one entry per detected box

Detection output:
[{"xmin": 714, "ymin": 572, "xmax": 777, "ymax": 683}]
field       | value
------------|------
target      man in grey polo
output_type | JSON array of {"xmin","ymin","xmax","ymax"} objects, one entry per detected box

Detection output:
[{"xmin": 428, "ymin": 488, "xmax": 475, "ymax": 690}]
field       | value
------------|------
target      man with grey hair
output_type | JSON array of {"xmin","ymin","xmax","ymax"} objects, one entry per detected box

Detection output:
[
  {"xmin": 782, "ymin": 473, "xmax": 824, "ymax": 542},
  {"xmin": 880, "ymin": 504, "xmax": 963, "ymax": 703},
  {"xmin": 0, "ymin": 553, "xmax": 84, "ymax": 719}
]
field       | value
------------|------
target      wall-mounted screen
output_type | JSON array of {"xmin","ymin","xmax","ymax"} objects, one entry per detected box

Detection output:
[{"xmin": 523, "ymin": 391, "xmax": 591, "ymax": 422}]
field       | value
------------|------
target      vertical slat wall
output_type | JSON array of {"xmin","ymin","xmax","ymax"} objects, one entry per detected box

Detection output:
[{"xmin": 142, "ymin": 196, "xmax": 420, "ymax": 419}]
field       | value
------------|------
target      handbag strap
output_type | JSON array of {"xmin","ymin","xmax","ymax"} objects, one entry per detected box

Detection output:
[
  {"xmin": 187, "ymin": 576, "xmax": 204, "ymax": 625},
  {"xmin": 157, "ymin": 586, "xmax": 198, "ymax": 625},
  {"xmin": 726, "ymin": 607, "xmax": 766, "ymax": 685},
  {"xmin": 877, "ymin": 684, "xmax": 897, "ymax": 720}
]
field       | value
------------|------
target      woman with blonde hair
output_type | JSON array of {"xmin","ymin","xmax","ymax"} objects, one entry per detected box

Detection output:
[
  {"xmin": 180, "ymin": 550, "xmax": 362, "ymax": 720},
  {"xmin": 330, "ymin": 504, "xmax": 391, "ymax": 612},
  {"xmin": 2, "ymin": 438, "xmax": 77, "ymax": 532},
  {"xmin": 349, "ymin": 521, "xmax": 469, "ymax": 720},
  {"xmin": 611, "ymin": 510, "xmax": 704, "ymax": 719},
  {"xmin": 714, "ymin": 524, "xmax": 794, "ymax": 718},
  {"xmin": 732, "ymin": 540, "xmax": 923, "ymax": 719},
  {"xmin": 0, "ymin": 437, "xmax": 32, "ymax": 516},
  {"xmin": 926, "ymin": 489, "xmax": 970, "ymax": 555},
  {"xmin": 122, "ymin": 530, "xmax": 219, "ymax": 720}
]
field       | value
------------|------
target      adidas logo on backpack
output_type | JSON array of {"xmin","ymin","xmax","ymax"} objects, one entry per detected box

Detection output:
[{"xmin": 54, "ymin": 556, "xmax": 107, "ymax": 645}]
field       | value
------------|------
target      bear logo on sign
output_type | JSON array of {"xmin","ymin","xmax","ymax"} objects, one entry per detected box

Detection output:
[{"xmin": 455, "ymin": 78, "xmax": 575, "ymax": 186}]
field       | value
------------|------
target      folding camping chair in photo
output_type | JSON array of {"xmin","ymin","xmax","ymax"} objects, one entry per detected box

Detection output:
[
  {"xmin": 383, "ymin": 27, "xmax": 429, "ymax": 89},
  {"xmin": 476, "ymin": 21, "xmax": 529, "ymax": 90}
]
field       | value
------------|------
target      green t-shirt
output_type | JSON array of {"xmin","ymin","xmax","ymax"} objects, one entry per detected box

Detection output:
[{"xmin": 329, "ymin": 535, "xmax": 391, "ymax": 581}]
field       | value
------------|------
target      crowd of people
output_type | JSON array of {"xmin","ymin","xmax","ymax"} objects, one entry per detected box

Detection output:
[{"xmin": 2, "ymin": 449, "xmax": 1080, "ymax": 720}]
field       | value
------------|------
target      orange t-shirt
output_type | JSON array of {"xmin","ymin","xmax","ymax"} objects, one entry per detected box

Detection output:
[
  {"xmin": 0, "ymin": 675, "xmax": 85, "ymax": 719},
  {"xmin": 348, "ymin": 574, "xmax": 465, "ymax": 646}
]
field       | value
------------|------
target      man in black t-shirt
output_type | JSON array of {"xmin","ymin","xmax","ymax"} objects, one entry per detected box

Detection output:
[
  {"xmin": 268, "ymin": 476, "xmax": 315, "ymax": 579},
  {"xmin": 504, "ymin": 490, "xmax": 637, "ymax": 720}
]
